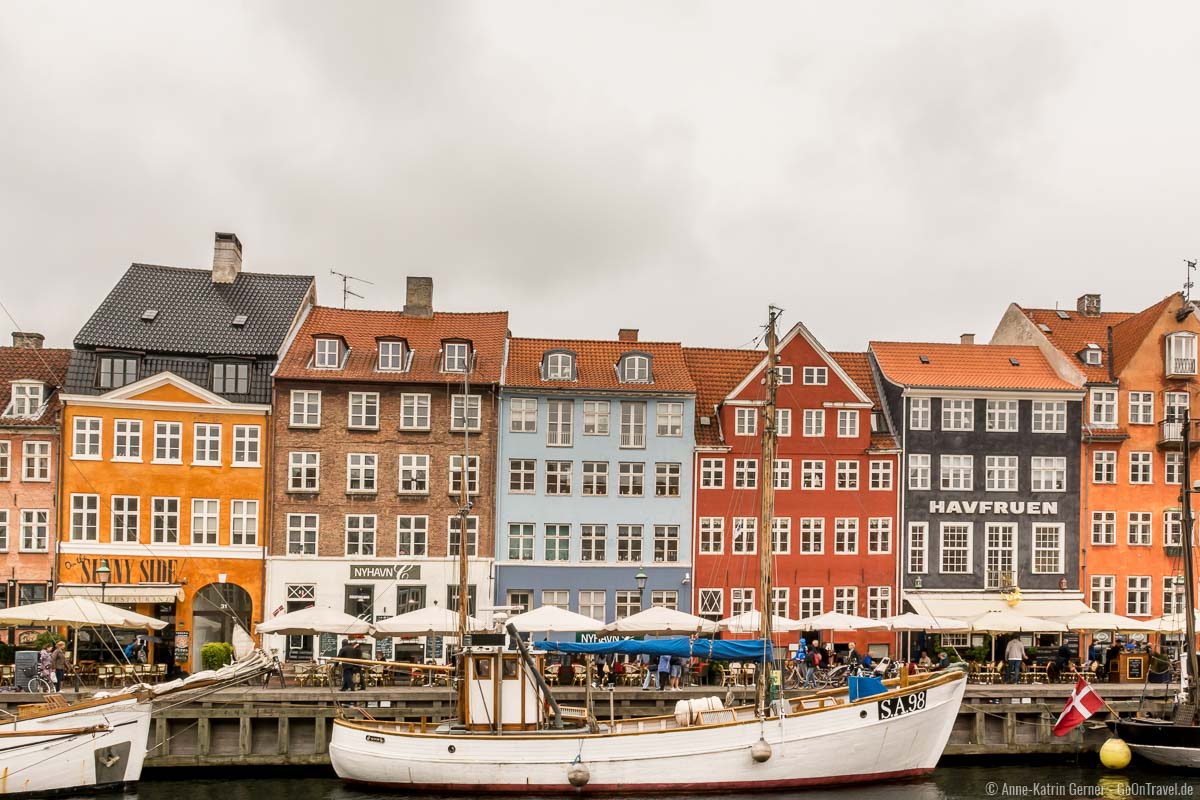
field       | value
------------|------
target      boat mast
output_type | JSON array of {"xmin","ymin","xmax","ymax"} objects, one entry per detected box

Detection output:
[
  {"xmin": 757, "ymin": 306, "xmax": 780, "ymax": 714},
  {"xmin": 1180, "ymin": 408, "xmax": 1199, "ymax": 709},
  {"xmin": 457, "ymin": 357, "xmax": 472, "ymax": 640}
]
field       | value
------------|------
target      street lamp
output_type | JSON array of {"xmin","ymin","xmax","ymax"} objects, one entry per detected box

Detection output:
[
  {"xmin": 635, "ymin": 567, "xmax": 648, "ymax": 610},
  {"xmin": 96, "ymin": 560, "xmax": 111, "ymax": 603}
]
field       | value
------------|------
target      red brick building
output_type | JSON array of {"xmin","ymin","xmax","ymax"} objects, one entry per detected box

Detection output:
[
  {"xmin": 685, "ymin": 321, "xmax": 901, "ymax": 655},
  {"xmin": 0, "ymin": 333, "xmax": 70, "ymax": 641},
  {"xmin": 265, "ymin": 279, "xmax": 508, "ymax": 660}
]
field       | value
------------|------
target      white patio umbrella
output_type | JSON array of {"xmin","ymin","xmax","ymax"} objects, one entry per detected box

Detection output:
[
  {"xmin": 1146, "ymin": 610, "xmax": 1200, "ymax": 634},
  {"xmin": 507, "ymin": 605, "xmax": 605, "ymax": 633},
  {"xmin": 969, "ymin": 609, "xmax": 1066, "ymax": 633},
  {"xmin": 718, "ymin": 610, "xmax": 806, "ymax": 634},
  {"xmin": 799, "ymin": 611, "xmax": 878, "ymax": 632},
  {"xmin": 1052, "ymin": 611, "xmax": 1158, "ymax": 633},
  {"xmin": 373, "ymin": 606, "xmax": 484, "ymax": 637},
  {"xmin": 863, "ymin": 613, "xmax": 970, "ymax": 632},
  {"xmin": 601, "ymin": 607, "xmax": 719, "ymax": 635},
  {"xmin": 0, "ymin": 597, "xmax": 166, "ymax": 629},
  {"xmin": 257, "ymin": 605, "xmax": 374, "ymax": 636}
]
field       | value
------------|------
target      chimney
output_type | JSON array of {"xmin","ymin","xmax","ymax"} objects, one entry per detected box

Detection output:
[
  {"xmin": 960, "ymin": 333, "xmax": 975, "ymax": 346},
  {"xmin": 11, "ymin": 332, "xmax": 44, "ymax": 349},
  {"xmin": 1077, "ymin": 293, "xmax": 1101, "ymax": 317},
  {"xmin": 618, "ymin": 328, "xmax": 639, "ymax": 342},
  {"xmin": 404, "ymin": 277, "xmax": 433, "ymax": 318},
  {"xmin": 212, "ymin": 232, "xmax": 243, "ymax": 284}
]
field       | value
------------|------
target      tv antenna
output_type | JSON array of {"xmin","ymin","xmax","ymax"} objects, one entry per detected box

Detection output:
[{"xmin": 330, "ymin": 269, "xmax": 375, "ymax": 309}]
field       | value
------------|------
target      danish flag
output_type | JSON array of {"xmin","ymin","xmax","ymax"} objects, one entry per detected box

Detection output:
[{"xmin": 1053, "ymin": 677, "xmax": 1106, "ymax": 736}]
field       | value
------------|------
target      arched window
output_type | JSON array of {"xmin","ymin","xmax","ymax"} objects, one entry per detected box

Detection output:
[
  {"xmin": 620, "ymin": 354, "xmax": 651, "ymax": 383},
  {"xmin": 544, "ymin": 351, "xmax": 575, "ymax": 380}
]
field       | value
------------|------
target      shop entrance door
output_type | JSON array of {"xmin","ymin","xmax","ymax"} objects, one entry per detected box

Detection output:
[{"xmin": 191, "ymin": 583, "xmax": 253, "ymax": 673}]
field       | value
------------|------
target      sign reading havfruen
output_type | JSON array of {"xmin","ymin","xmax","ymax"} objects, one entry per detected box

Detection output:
[
  {"xmin": 350, "ymin": 564, "xmax": 422, "ymax": 580},
  {"xmin": 928, "ymin": 500, "xmax": 1059, "ymax": 515}
]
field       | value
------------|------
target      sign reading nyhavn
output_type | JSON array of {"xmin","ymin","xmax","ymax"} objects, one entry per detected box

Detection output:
[{"xmin": 350, "ymin": 564, "xmax": 421, "ymax": 580}]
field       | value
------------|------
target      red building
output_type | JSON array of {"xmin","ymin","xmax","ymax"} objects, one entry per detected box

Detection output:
[{"xmin": 684, "ymin": 321, "xmax": 901, "ymax": 656}]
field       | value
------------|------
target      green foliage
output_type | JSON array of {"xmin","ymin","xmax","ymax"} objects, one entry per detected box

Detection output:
[
  {"xmin": 200, "ymin": 642, "xmax": 233, "ymax": 671},
  {"xmin": 0, "ymin": 641, "xmax": 13, "ymax": 665},
  {"xmin": 964, "ymin": 646, "xmax": 991, "ymax": 664},
  {"xmin": 33, "ymin": 631, "xmax": 64, "ymax": 650}
]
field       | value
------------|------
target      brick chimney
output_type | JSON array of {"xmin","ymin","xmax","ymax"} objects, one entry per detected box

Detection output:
[
  {"xmin": 212, "ymin": 232, "xmax": 243, "ymax": 284},
  {"xmin": 1077, "ymin": 293, "xmax": 1101, "ymax": 317},
  {"xmin": 960, "ymin": 333, "xmax": 975, "ymax": 346},
  {"xmin": 618, "ymin": 328, "xmax": 639, "ymax": 342},
  {"xmin": 11, "ymin": 332, "xmax": 44, "ymax": 349},
  {"xmin": 404, "ymin": 277, "xmax": 433, "ymax": 318}
]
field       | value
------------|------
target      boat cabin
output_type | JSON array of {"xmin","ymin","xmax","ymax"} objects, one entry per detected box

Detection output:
[{"xmin": 458, "ymin": 642, "xmax": 547, "ymax": 732}]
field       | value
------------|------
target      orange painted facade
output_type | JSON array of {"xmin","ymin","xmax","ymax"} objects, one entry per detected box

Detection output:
[
  {"xmin": 56, "ymin": 373, "xmax": 270, "ymax": 672},
  {"xmin": 1080, "ymin": 298, "xmax": 1200, "ymax": 621}
]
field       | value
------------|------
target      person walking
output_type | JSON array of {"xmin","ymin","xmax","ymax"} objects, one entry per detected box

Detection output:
[
  {"xmin": 52, "ymin": 641, "xmax": 71, "ymax": 691},
  {"xmin": 1005, "ymin": 637, "xmax": 1026, "ymax": 684},
  {"xmin": 669, "ymin": 656, "xmax": 683, "ymax": 690},
  {"xmin": 337, "ymin": 639, "xmax": 357, "ymax": 691},
  {"xmin": 656, "ymin": 654, "xmax": 671, "ymax": 691},
  {"xmin": 803, "ymin": 640, "xmax": 818, "ymax": 689},
  {"xmin": 351, "ymin": 639, "xmax": 365, "ymax": 690},
  {"xmin": 37, "ymin": 643, "xmax": 55, "ymax": 690}
]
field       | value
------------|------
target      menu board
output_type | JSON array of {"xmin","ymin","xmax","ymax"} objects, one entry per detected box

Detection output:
[
  {"xmin": 1124, "ymin": 654, "xmax": 1145, "ymax": 682},
  {"xmin": 319, "ymin": 632, "xmax": 338, "ymax": 658},
  {"xmin": 375, "ymin": 616, "xmax": 393, "ymax": 660}
]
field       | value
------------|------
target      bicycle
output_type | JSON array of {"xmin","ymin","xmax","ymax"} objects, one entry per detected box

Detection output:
[{"xmin": 27, "ymin": 675, "xmax": 53, "ymax": 694}]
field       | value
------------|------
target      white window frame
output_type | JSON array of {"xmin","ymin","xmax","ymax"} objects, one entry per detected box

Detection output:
[
  {"xmin": 1128, "ymin": 451, "xmax": 1153, "ymax": 485},
  {"xmin": 287, "ymin": 513, "xmax": 319, "ymax": 556},
  {"xmin": 985, "ymin": 455, "xmax": 1018, "ymax": 492},
  {"xmin": 69, "ymin": 494, "xmax": 99, "ymax": 541},
  {"xmin": 192, "ymin": 423, "xmax": 222, "ymax": 466},
  {"xmin": 547, "ymin": 399, "xmax": 574, "ymax": 446},
  {"xmin": 908, "ymin": 521, "xmax": 928, "ymax": 574},
  {"xmin": 733, "ymin": 458, "xmax": 757, "ymax": 489},
  {"xmin": 869, "ymin": 460, "xmax": 893, "ymax": 490},
  {"xmin": 1128, "ymin": 391, "xmax": 1154, "ymax": 425},
  {"xmin": 1092, "ymin": 450, "xmax": 1116, "ymax": 484},
  {"xmin": 289, "ymin": 390, "xmax": 321, "ymax": 428},
  {"xmin": 868, "ymin": 517, "xmax": 892, "ymax": 554},
  {"xmin": 700, "ymin": 458, "xmax": 724, "ymax": 489},
  {"xmin": 398, "ymin": 515, "xmax": 429, "ymax": 557},
  {"xmin": 22, "ymin": 441, "xmax": 50, "ymax": 481},
  {"xmin": 399, "ymin": 453, "xmax": 430, "ymax": 495},
  {"xmin": 1127, "ymin": 511, "xmax": 1153, "ymax": 547},
  {"xmin": 732, "ymin": 517, "xmax": 757, "ymax": 554},
  {"xmin": 1090, "ymin": 575, "xmax": 1115, "ymax": 614},
  {"xmin": 377, "ymin": 340, "xmax": 407, "ymax": 371},
  {"xmin": 1032, "ymin": 400, "xmax": 1067, "ymax": 433},
  {"xmin": 1090, "ymin": 388, "xmax": 1118, "ymax": 428},
  {"xmin": 190, "ymin": 498, "xmax": 219, "ymax": 545},
  {"xmin": 583, "ymin": 401, "xmax": 610, "ymax": 435},
  {"xmin": 450, "ymin": 394, "xmax": 482, "ymax": 432},
  {"xmin": 734, "ymin": 407, "xmax": 757, "ymax": 437},
  {"xmin": 802, "ymin": 409, "xmax": 825, "ymax": 437},
  {"xmin": 111, "ymin": 495, "xmax": 139, "ymax": 543},
  {"xmin": 232, "ymin": 425, "xmax": 260, "ymax": 467},
  {"xmin": 835, "ymin": 460, "xmax": 859, "ymax": 491},
  {"xmin": 314, "ymin": 338, "xmax": 342, "ymax": 369},
  {"xmin": 1031, "ymin": 456, "xmax": 1067, "ymax": 492},
  {"xmin": 288, "ymin": 451, "xmax": 320, "ymax": 492},
  {"xmin": 230, "ymin": 499, "xmax": 259, "ymax": 546},
  {"xmin": 151, "ymin": 497, "xmax": 180, "ymax": 544},
  {"xmin": 509, "ymin": 397, "xmax": 537, "ymax": 433},
  {"xmin": 834, "ymin": 517, "xmax": 858, "ymax": 554},
  {"xmin": 1091, "ymin": 511, "xmax": 1117, "ymax": 546},
  {"xmin": 619, "ymin": 401, "xmax": 646, "ymax": 448},
  {"xmin": 908, "ymin": 453, "xmax": 930, "ymax": 490},
  {"xmin": 400, "ymin": 393, "xmax": 431, "ymax": 431},
  {"xmin": 1031, "ymin": 523, "xmax": 1064, "ymax": 574},
  {"xmin": 837, "ymin": 410, "xmax": 859, "ymax": 438},
  {"xmin": 346, "ymin": 453, "xmax": 378, "ymax": 494},
  {"xmin": 941, "ymin": 398, "xmax": 974, "ymax": 431},
  {"xmin": 776, "ymin": 408, "xmax": 791, "ymax": 437},
  {"xmin": 621, "ymin": 354, "xmax": 650, "ymax": 383},
  {"xmin": 153, "ymin": 422, "xmax": 182, "ymax": 464},
  {"xmin": 939, "ymin": 522, "xmax": 973, "ymax": 574},
  {"xmin": 801, "ymin": 459, "xmax": 825, "ymax": 490},
  {"xmin": 19, "ymin": 509, "xmax": 49, "ymax": 552},
  {"xmin": 348, "ymin": 392, "xmax": 380, "ymax": 430},
  {"xmin": 656, "ymin": 402, "xmax": 684, "ymax": 437},
  {"xmin": 72, "ymin": 416, "xmax": 102, "ymax": 460},
  {"xmin": 443, "ymin": 342, "xmax": 471, "ymax": 373},
  {"xmin": 986, "ymin": 399, "xmax": 1019, "ymax": 432},
  {"xmin": 699, "ymin": 517, "xmax": 724, "ymax": 554},
  {"xmin": 799, "ymin": 517, "xmax": 824, "ymax": 554},
  {"xmin": 940, "ymin": 454, "xmax": 974, "ymax": 491},
  {"xmin": 802, "ymin": 366, "xmax": 827, "ymax": 385},
  {"xmin": 345, "ymin": 514, "xmax": 377, "ymax": 557},
  {"xmin": 909, "ymin": 397, "xmax": 931, "ymax": 431}
]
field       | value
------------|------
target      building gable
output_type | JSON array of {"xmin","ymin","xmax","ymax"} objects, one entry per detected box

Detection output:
[{"xmin": 726, "ymin": 321, "xmax": 872, "ymax": 406}]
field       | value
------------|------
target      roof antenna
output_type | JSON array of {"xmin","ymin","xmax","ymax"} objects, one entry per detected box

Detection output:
[
  {"xmin": 330, "ymin": 269, "xmax": 374, "ymax": 309},
  {"xmin": 1185, "ymin": 259, "xmax": 1197, "ymax": 305}
]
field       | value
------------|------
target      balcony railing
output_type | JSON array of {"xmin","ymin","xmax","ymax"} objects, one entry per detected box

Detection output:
[
  {"xmin": 1158, "ymin": 417, "xmax": 1200, "ymax": 447},
  {"xmin": 1167, "ymin": 356, "xmax": 1198, "ymax": 378}
]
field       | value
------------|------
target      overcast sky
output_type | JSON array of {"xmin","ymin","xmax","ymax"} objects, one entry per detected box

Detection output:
[{"xmin": 2, "ymin": 2, "xmax": 1198, "ymax": 353}]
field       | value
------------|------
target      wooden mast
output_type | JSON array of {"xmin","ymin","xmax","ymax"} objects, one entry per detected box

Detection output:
[
  {"xmin": 457, "ymin": 356, "xmax": 472, "ymax": 640},
  {"xmin": 1180, "ymin": 409, "xmax": 1199, "ymax": 710},
  {"xmin": 757, "ymin": 306, "xmax": 780, "ymax": 714}
]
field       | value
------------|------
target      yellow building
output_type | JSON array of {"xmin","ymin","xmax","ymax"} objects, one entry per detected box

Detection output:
[{"xmin": 54, "ymin": 234, "xmax": 314, "ymax": 673}]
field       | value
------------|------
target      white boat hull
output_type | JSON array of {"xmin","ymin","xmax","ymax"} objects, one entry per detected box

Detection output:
[
  {"xmin": 1126, "ymin": 744, "xmax": 1200, "ymax": 769},
  {"xmin": 330, "ymin": 673, "xmax": 966, "ymax": 792},
  {"xmin": 0, "ymin": 698, "xmax": 152, "ymax": 797}
]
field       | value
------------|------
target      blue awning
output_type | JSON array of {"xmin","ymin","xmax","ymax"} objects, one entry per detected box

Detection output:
[{"xmin": 537, "ymin": 637, "xmax": 773, "ymax": 661}]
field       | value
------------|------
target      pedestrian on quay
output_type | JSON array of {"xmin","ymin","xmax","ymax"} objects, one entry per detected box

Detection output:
[
  {"xmin": 803, "ymin": 640, "xmax": 818, "ymax": 688},
  {"xmin": 657, "ymin": 653, "xmax": 671, "ymax": 691},
  {"xmin": 337, "ymin": 638, "xmax": 357, "ymax": 691},
  {"xmin": 352, "ymin": 639, "xmax": 365, "ymax": 690},
  {"xmin": 37, "ymin": 642, "xmax": 55, "ymax": 689},
  {"xmin": 1005, "ymin": 637, "xmax": 1026, "ymax": 684},
  {"xmin": 52, "ymin": 641, "xmax": 71, "ymax": 690},
  {"xmin": 669, "ymin": 655, "xmax": 683, "ymax": 690}
]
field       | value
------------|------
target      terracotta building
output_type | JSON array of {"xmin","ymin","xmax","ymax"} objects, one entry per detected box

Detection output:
[
  {"xmin": 992, "ymin": 292, "xmax": 1200, "ymax": 628},
  {"xmin": 55, "ymin": 233, "xmax": 315, "ymax": 671},
  {"xmin": 685, "ymin": 321, "xmax": 901, "ymax": 656},
  {"xmin": 0, "ymin": 332, "xmax": 71, "ymax": 642},
  {"xmin": 265, "ymin": 278, "xmax": 508, "ymax": 661}
]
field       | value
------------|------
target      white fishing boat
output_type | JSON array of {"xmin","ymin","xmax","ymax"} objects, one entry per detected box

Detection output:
[
  {"xmin": 0, "ymin": 649, "xmax": 276, "ymax": 796},
  {"xmin": 328, "ymin": 306, "xmax": 968, "ymax": 793}
]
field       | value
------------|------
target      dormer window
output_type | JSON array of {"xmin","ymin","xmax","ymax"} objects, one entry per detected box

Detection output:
[
  {"xmin": 544, "ymin": 351, "xmax": 575, "ymax": 381},
  {"xmin": 212, "ymin": 362, "xmax": 250, "ymax": 394},
  {"xmin": 1080, "ymin": 344, "xmax": 1103, "ymax": 367},
  {"xmin": 6, "ymin": 381, "xmax": 44, "ymax": 417},
  {"xmin": 378, "ymin": 340, "xmax": 408, "ymax": 372},
  {"xmin": 619, "ymin": 353, "xmax": 651, "ymax": 383},
  {"xmin": 97, "ymin": 354, "xmax": 139, "ymax": 389},
  {"xmin": 314, "ymin": 338, "xmax": 342, "ymax": 369},
  {"xmin": 443, "ymin": 342, "xmax": 471, "ymax": 373},
  {"xmin": 1166, "ymin": 332, "xmax": 1198, "ymax": 378}
]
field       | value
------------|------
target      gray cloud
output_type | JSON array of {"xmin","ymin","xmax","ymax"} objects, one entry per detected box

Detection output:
[{"xmin": 1, "ymin": 1, "xmax": 1197, "ymax": 354}]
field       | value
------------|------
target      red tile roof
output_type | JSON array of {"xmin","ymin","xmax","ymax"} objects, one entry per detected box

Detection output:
[
  {"xmin": 1111, "ymin": 294, "xmax": 1175, "ymax": 376},
  {"xmin": 506, "ymin": 338, "xmax": 695, "ymax": 393},
  {"xmin": 1019, "ymin": 307, "xmax": 1136, "ymax": 382},
  {"xmin": 829, "ymin": 351, "xmax": 899, "ymax": 450},
  {"xmin": 682, "ymin": 347, "xmax": 764, "ymax": 446},
  {"xmin": 275, "ymin": 306, "xmax": 509, "ymax": 384},
  {"xmin": 869, "ymin": 341, "xmax": 1078, "ymax": 391},
  {"xmin": 0, "ymin": 346, "xmax": 72, "ymax": 427}
]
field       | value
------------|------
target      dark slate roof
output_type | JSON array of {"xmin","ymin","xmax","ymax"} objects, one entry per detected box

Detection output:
[
  {"xmin": 74, "ymin": 264, "xmax": 314, "ymax": 357},
  {"xmin": 64, "ymin": 352, "xmax": 277, "ymax": 404}
]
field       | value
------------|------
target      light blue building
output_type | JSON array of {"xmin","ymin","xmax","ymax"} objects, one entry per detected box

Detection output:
[{"xmin": 494, "ymin": 334, "xmax": 697, "ymax": 630}]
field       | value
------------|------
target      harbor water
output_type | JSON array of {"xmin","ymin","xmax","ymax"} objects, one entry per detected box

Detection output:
[{"xmin": 83, "ymin": 766, "xmax": 1200, "ymax": 800}]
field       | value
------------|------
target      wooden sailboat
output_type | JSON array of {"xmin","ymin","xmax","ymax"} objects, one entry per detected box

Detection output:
[
  {"xmin": 1111, "ymin": 409, "xmax": 1200, "ymax": 767},
  {"xmin": 328, "ymin": 307, "xmax": 967, "ymax": 793}
]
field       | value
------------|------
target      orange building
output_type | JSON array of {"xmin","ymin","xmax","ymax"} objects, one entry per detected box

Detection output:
[
  {"xmin": 54, "ymin": 233, "xmax": 313, "ymax": 672},
  {"xmin": 993, "ymin": 291, "xmax": 1198, "ymax": 638}
]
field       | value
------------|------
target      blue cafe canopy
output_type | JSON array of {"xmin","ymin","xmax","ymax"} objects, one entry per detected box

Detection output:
[{"xmin": 537, "ymin": 637, "xmax": 773, "ymax": 661}]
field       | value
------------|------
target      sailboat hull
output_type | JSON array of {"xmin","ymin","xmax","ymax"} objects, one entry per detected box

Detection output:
[
  {"xmin": 1112, "ymin": 719, "xmax": 1200, "ymax": 769},
  {"xmin": 330, "ymin": 672, "xmax": 966, "ymax": 793},
  {"xmin": 0, "ymin": 698, "xmax": 152, "ymax": 797}
]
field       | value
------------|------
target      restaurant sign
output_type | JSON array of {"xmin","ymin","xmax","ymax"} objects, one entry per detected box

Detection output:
[
  {"xmin": 350, "ymin": 564, "xmax": 421, "ymax": 581},
  {"xmin": 74, "ymin": 556, "xmax": 182, "ymax": 584},
  {"xmin": 928, "ymin": 500, "xmax": 1059, "ymax": 516}
]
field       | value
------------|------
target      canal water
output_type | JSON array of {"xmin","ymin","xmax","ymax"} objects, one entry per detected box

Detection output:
[{"xmin": 86, "ymin": 766, "xmax": 1200, "ymax": 800}]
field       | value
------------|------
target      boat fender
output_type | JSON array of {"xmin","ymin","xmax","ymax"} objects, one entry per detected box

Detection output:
[
  {"xmin": 751, "ymin": 737, "xmax": 772, "ymax": 763},
  {"xmin": 1100, "ymin": 738, "xmax": 1131, "ymax": 769},
  {"xmin": 568, "ymin": 759, "xmax": 590, "ymax": 788}
]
